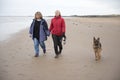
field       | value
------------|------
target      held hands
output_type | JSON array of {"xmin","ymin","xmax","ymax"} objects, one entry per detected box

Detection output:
[{"xmin": 29, "ymin": 34, "xmax": 32, "ymax": 38}]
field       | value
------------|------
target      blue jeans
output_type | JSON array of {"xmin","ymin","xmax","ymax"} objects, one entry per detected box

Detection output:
[{"xmin": 33, "ymin": 38, "xmax": 46, "ymax": 54}]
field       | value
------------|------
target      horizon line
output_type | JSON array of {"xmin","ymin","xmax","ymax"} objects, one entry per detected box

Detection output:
[{"xmin": 0, "ymin": 14, "xmax": 120, "ymax": 17}]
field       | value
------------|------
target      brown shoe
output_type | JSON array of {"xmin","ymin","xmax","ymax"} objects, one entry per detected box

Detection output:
[
  {"xmin": 34, "ymin": 54, "xmax": 39, "ymax": 57},
  {"xmin": 43, "ymin": 50, "xmax": 46, "ymax": 54}
]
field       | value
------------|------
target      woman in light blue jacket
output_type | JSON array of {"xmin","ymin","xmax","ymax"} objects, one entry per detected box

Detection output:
[{"xmin": 29, "ymin": 11, "xmax": 50, "ymax": 57}]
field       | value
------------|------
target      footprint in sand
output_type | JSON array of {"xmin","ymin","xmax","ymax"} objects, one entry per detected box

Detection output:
[
  {"xmin": 4, "ymin": 64, "xmax": 9, "ymax": 67},
  {"xmin": 11, "ymin": 55, "xmax": 15, "ymax": 59},
  {"xmin": 1, "ymin": 69, "xmax": 8, "ymax": 73},
  {"xmin": 88, "ymin": 26, "xmax": 91, "ymax": 28},
  {"xmin": 99, "ymin": 25, "xmax": 103, "ymax": 27},
  {"xmin": 18, "ymin": 73, "xmax": 25, "ymax": 77}
]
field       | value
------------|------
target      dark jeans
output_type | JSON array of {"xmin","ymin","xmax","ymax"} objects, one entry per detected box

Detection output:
[{"xmin": 52, "ymin": 34, "xmax": 63, "ymax": 55}]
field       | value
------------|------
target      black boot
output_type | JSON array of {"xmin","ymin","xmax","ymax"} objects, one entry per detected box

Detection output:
[{"xmin": 54, "ymin": 55, "xmax": 59, "ymax": 58}]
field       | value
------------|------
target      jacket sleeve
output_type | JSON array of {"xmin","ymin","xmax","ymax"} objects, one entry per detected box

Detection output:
[
  {"xmin": 61, "ymin": 18, "xmax": 66, "ymax": 33},
  {"xmin": 49, "ymin": 19, "xmax": 53, "ymax": 32},
  {"xmin": 43, "ymin": 20, "xmax": 50, "ymax": 36},
  {"xmin": 43, "ymin": 20, "xmax": 48, "ymax": 30},
  {"xmin": 29, "ymin": 21, "xmax": 34, "ymax": 34}
]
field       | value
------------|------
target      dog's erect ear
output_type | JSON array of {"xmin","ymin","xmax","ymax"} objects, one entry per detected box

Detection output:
[{"xmin": 97, "ymin": 38, "xmax": 100, "ymax": 41}]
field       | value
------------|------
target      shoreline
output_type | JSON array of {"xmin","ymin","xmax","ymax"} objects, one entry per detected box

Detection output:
[{"xmin": 0, "ymin": 16, "xmax": 120, "ymax": 42}]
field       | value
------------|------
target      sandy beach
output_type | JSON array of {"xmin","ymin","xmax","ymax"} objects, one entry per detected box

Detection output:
[{"xmin": 0, "ymin": 17, "xmax": 120, "ymax": 80}]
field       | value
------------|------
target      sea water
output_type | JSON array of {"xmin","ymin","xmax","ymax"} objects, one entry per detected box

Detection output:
[{"xmin": 0, "ymin": 16, "xmax": 51, "ymax": 41}]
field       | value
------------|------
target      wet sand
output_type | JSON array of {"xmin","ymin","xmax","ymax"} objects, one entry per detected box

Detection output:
[{"xmin": 0, "ymin": 17, "xmax": 120, "ymax": 80}]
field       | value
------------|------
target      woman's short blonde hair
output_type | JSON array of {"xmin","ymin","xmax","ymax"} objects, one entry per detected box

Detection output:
[
  {"xmin": 55, "ymin": 10, "xmax": 61, "ymax": 16},
  {"xmin": 35, "ymin": 11, "xmax": 43, "ymax": 19}
]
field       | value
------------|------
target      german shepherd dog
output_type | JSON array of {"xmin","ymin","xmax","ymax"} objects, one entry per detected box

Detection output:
[{"xmin": 93, "ymin": 37, "xmax": 102, "ymax": 61}]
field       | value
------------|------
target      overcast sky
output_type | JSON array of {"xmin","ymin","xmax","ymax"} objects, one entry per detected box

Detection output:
[{"xmin": 0, "ymin": 0, "xmax": 120, "ymax": 16}]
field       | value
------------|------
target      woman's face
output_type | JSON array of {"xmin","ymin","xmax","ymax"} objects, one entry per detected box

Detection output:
[
  {"xmin": 35, "ymin": 14, "xmax": 41, "ymax": 19},
  {"xmin": 55, "ymin": 11, "xmax": 60, "ymax": 17}
]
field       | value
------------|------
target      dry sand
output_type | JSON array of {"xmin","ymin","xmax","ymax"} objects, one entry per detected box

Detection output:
[{"xmin": 0, "ymin": 17, "xmax": 120, "ymax": 80}]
